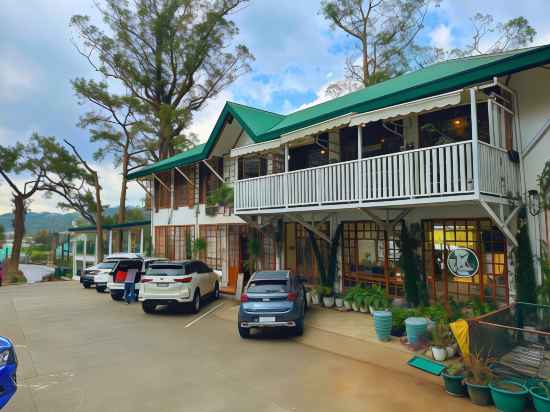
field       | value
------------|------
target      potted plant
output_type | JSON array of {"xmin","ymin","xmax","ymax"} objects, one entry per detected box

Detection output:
[
  {"xmin": 321, "ymin": 286, "xmax": 335, "ymax": 307},
  {"xmin": 441, "ymin": 360, "xmax": 467, "ymax": 397},
  {"xmin": 354, "ymin": 288, "xmax": 369, "ymax": 313},
  {"xmin": 463, "ymin": 352, "xmax": 495, "ymax": 406},
  {"xmin": 305, "ymin": 288, "xmax": 313, "ymax": 306},
  {"xmin": 367, "ymin": 285, "xmax": 390, "ymax": 313},
  {"xmin": 430, "ymin": 322, "xmax": 451, "ymax": 361},
  {"xmin": 334, "ymin": 293, "xmax": 344, "ymax": 308},
  {"xmin": 311, "ymin": 286, "xmax": 323, "ymax": 305},
  {"xmin": 344, "ymin": 287, "xmax": 357, "ymax": 310},
  {"xmin": 489, "ymin": 380, "xmax": 529, "ymax": 412},
  {"xmin": 390, "ymin": 307, "xmax": 408, "ymax": 337},
  {"xmin": 530, "ymin": 379, "xmax": 550, "ymax": 412}
]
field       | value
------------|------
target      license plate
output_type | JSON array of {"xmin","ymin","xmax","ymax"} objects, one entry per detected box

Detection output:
[
  {"xmin": 157, "ymin": 283, "xmax": 169, "ymax": 287},
  {"xmin": 259, "ymin": 316, "xmax": 276, "ymax": 323}
]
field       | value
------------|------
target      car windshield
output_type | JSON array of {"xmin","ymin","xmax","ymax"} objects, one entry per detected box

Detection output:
[
  {"xmin": 247, "ymin": 279, "xmax": 288, "ymax": 294},
  {"xmin": 146, "ymin": 264, "xmax": 185, "ymax": 276},
  {"xmin": 96, "ymin": 262, "xmax": 117, "ymax": 269}
]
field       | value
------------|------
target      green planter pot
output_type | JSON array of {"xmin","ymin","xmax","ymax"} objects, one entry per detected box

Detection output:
[
  {"xmin": 441, "ymin": 373, "xmax": 466, "ymax": 397},
  {"xmin": 466, "ymin": 382, "xmax": 493, "ymax": 406},
  {"xmin": 489, "ymin": 381, "xmax": 528, "ymax": 412},
  {"xmin": 530, "ymin": 386, "xmax": 550, "ymax": 412},
  {"xmin": 373, "ymin": 311, "xmax": 392, "ymax": 342}
]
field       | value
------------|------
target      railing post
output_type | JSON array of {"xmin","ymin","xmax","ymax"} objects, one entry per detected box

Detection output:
[
  {"xmin": 357, "ymin": 125, "xmax": 363, "ymax": 202},
  {"xmin": 284, "ymin": 143, "xmax": 289, "ymax": 208},
  {"xmin": 470, "ymin": 87, "xmax": 481, "ymax": 198}
]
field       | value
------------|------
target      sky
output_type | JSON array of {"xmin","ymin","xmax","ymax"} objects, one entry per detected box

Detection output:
[{"xmin": 1, "ymin": 0, "xmax": 550, "ymax": 215}]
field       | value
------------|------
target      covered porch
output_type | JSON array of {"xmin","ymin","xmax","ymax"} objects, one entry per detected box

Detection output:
[{"xmin": 233, "ymin": 82, "xmax": 521, "ymax": 214}]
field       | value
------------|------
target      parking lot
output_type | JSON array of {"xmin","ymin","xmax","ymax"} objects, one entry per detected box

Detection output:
[{"xmin": 0, "ymin": 281, "xmax": 482, "ymax": 412}]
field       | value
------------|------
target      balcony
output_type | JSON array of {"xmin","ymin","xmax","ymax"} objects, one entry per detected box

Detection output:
[{"xmin": 234, "ymin": 140, "xmax": 520, "ymax": 214}]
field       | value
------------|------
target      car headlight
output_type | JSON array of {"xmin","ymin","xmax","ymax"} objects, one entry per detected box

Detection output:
[{"xmin": 0, "ymin": 349, "xmax": 10, "ymax": 367}]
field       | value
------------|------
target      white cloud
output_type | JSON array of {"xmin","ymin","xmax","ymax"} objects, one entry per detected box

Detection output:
[
  {"xmin": 430, "ymin": 24, "xmax": 453, "ymax": 50},
  {"xmin": 0, "ymin": 48, "xmax": 39, "ymax": 102},
  {"xmin": 188, "ymin": 90, "xmax": 233, "ymax": 143}
]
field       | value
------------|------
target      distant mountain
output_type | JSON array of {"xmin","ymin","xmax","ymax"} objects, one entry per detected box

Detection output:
[{"xmin": 0, "ymin": 207, "xmax": 143, "ymax": 235}]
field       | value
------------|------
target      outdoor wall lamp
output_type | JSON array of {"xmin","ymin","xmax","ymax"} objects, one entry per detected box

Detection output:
[{"xmin": 528, "ymin": 189, "xmax": 541, "ymax": 216}]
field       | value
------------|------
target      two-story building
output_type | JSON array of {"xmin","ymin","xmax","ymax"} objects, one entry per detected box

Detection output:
[{"xmin": 128, "ymin": 45, "xmax": 550, "ymax": 305}]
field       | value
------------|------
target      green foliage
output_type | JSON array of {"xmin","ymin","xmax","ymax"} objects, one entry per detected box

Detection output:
[
  {"xmin": 420, "ymin": 303, "xmax": 448, "ymax": 324},
  {"xmin": 320, "ymin": 0, "xmax": 440, "ymax": 87},
  {"xmin": 70, "ymin": 0, "xmax": 253, "ymax": 159},
  {"xmin": 445, "ymin": 361, "xmax": 465, "ymax": 377},
  {"xmin": 33, "ymin": 229, "xmax": 53, "ymax": 246},
  {"xmin": 431, "ymin": 321, "xmax": 452, "ymax": 348},
  {"xmin": 464, "ymin": 352, "xmax": 495, "ymax": 386},
  {"xmin": 515, "ymin": 209, "xmax": 537, "ymax": 304},
  {"xmin": 206, "ymin": 183, "xmax": 234, "ymax": 212},
  {"xmin": 537, "ymin": 256, "xmax": 550, "ymax": 305},
  {"xmin": 391, "ymin": 306, "xmax": 412, "ymax": 329},
  {"xmin": 315, "ymin": 285, "xmax": 334, "ymax": 298},
  {"xmin": 307, "ymin": 223, "xmax": 342, "ymax": 288},
  {"xmin": 539, "ymin": 161, "xmax": 550, "ymax": 210},
  {"xmin": 192, "ymin": 238, "xmax": 206, "ymax": 258},
  {"xmin": 399, "ymin": 223, "xmax": 424, "ymax": 307},
  {"xmin": 366, "ymin": 285, "xmax": 391, "ymax": 310},
  {"xmin": 344, "ymin": 284, "xmax": 363, "ymax": 302},
  {"xmin": 467, "ymin": 297, "xmax": 496, "ymax": 317}
]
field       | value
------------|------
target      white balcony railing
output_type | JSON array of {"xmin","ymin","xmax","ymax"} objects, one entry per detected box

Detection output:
[{"xmin": 234, "ymin": 141, "xmax": 519, "ymax": 212}]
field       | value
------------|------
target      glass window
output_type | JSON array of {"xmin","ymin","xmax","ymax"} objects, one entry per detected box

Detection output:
[
  {"xmin": 419, "ymin": 103, "xmax": 489, "ymax": 147},
  {"xmin": 247, "ymin": 279, "xmax": 288, "ymax": 294},
  {"xmin": 96, "ymin": 262, "xmax": 117, "ymax": 269},
  {"xmin": 147, "ymin": 264, "xmax": 185, "ymax": 276},
  {"xmin": 361, "ymin": 121, "xmax": 403, "ymax": 157}
]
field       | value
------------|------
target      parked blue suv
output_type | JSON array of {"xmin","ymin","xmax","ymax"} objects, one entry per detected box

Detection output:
[
  {"xmin": 238, "ymin": 271, "xmax": 307, "ymax": 338},
  {"xmin": 0, "ymin": 336, "xmax": 17, "ymax": 409}
]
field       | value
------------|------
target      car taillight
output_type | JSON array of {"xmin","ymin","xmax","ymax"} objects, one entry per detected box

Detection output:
[
  {"xmin": 141, "ymin": 278, "xmax": 153, "ymax": 283},
  {"xmin": 240, "ymin": 294, "xmax": 249, "ymax": 302},
  {"xmin": 175, "ymin": 277, "xmax": 192, "ymax": 283},
  {"xmin": 288, "ymin": 292, "xmax": 297, "ymax": 301}
]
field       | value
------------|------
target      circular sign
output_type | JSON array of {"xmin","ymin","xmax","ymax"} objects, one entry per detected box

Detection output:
[{"xmin": 447, "ymin": 248, "xmax": 479, "ymax": 278}]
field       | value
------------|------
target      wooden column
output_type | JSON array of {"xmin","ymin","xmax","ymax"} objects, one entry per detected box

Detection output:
[{"xmin": 470, "ymin": 87, "xmax": 480, "ymax": 197}]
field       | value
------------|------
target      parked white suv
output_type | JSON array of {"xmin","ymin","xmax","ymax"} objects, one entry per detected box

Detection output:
[
  {"xmin": 139, "ymin": 260, "xmax": 220, "ymax": 314},
  {"xmin": 107, "ymin": 255, "xmax": 168, "ymax": 301}
]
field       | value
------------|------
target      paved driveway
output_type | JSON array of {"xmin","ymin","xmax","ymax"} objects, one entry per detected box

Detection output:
[{"xmin": 0, "ymin": 282, "xmax": 483, "ymax": 412}]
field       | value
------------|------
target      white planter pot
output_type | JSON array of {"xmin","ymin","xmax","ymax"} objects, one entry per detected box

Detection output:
[
  {"xmin": 335, "ymin": 298, "xmax": 344, "ymax": 308},
  {"xmin": 431, "ymin": 346, "xmax": 447, "ymax": 362},
  {"xmin": 343, "ymin": 300, "xmax": 352, "ymax": 310},
  {"xmin": 311, "ymin": 294, "xmax": 321, "ymax": 305},
  {"xmin": 446, "ymin": 344, "xmax": 458, "ymax": 358},
  {"xmin": 369, "ymin": 306, "xmax": 375, "ymax": 314},
  {"xmin": 351, "ymin": 302, "xmax": 359, "ymax": 312},
  {"xmin": 359, "ymin": 305, "xmax": 368, "ymax": 313},
  {"xmin": 323, "ymin": 296, "xmax": 335, "ymax": 308},
  {"xmin": 306, "ymin": 292, "xmax": 312, "ymax": 306}
]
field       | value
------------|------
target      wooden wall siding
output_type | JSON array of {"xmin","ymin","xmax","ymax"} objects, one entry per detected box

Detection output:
[
  {"xmin": 236, "ymin": 141, "xmax": 497, "ymax": 211},
  {"xmin": 154, "ymin": 225, "xmax": 194, "ymax": 260},
  {"xmin": 174, "ymin": 166, "xmax": 195, "ymax": 208},
  {"xmin": 478, "ymin": 142, "xmax": 520, "ymax": 197},
  {"xmin": 155, "ymin": 172, "xmax": 172, "ymax": 210}
]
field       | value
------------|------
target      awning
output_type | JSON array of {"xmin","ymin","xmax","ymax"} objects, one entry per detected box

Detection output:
[
  {"xmin": 230, "ymin": 138, "xmax": 282, "ymax": 157},
  {"xmin": 280, "ymin": 113, "xmax": 354, "ymax": 144},
  {"xmin": 349, "ymin": 89, "xmax": 463, "ymax": 127}
]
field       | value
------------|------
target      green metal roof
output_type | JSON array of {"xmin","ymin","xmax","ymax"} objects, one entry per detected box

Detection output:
[
  {"xmin": 128, "ymin": 44, "xmax": 550, "ymax": 180},
  {"xmin": 68, "ymin": 220, "xmax": 151, "ymax": 233},
  {"xmin": 258, "ymin": 44, "xmax": 550, "ymax": 140},
  {"xmin": 128, "ymin": 102, "xmax": 283, "ymax": 180}
]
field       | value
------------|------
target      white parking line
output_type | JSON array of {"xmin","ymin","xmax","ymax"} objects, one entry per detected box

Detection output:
[{"xmin": 184, "ymin": 302, "xmax": 225, "ymax": 328}]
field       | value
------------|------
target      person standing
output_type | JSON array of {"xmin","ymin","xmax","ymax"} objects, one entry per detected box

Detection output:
[{"xmin": 124, "ymin": 268, "xmax": 138, "ymax": 304}]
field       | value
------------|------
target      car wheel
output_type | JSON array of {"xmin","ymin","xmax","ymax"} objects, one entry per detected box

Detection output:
[
  {"xmin": 110, "ymin": 291, "xmax": 123, "ymax": 301},
  {"xmin": 83, "ymin": 283, "xmax": 91, "ymax": 289},
  {"xmin": 142, "ymin": 301, "xmax": 156, "ymax": 314},
  {"xmin": 294, "ymin": 316, "xmax": 304, "ymax": 337},
  {"xmin": 96, "ymin": 286, "xmax": 106, "ymax": 293},
  {"xmin": 213, "ymin": 282, "xmax": 220, "ymax": 300},
  {"xmin": 238, "ymin": 323, "xmax": 250, "ymax": 339},
  {"xmin": 191, "ymin": 289, "xmax": 201, "ymax": 314}
]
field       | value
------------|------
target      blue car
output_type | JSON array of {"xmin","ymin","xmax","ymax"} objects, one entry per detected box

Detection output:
[
  {"xmin": 238, "ymin": 270, "xmax": 307, "ymax": 338},
  {"xmin": 0, "ymin": 336, "xmax": 17, "ymax": 409}
]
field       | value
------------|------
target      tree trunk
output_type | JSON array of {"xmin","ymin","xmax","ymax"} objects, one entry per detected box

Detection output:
[
  {"xmin": 158, "ymin": 110, "xmax": 173, "ymax": 160},
  {"xmin": 117, "ymin": 154, "xmax": 129, "ymax": 251},
  {"xmin": 93, "ymin": 174, "xmax": 105, "ymax": 262},
  {"xmin": 9, "ymin": 195, "xmax": 25, "ymax": 274}
]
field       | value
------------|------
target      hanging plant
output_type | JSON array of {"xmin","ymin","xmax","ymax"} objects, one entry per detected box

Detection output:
[
  {"xmin": 399, "ymin": 222, "xmax": 427, "ymax": 307},
  {"xmin": 206, "ymin": 183, "xmax": 234, "ymax": 208}
]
